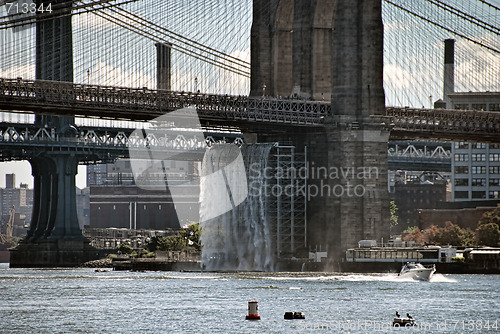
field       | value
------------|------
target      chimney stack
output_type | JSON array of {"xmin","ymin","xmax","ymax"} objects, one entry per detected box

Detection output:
[
  {"xmin": 443, "ymin": 39, "xmax": 455, "ymax": 109},
  {"xmin": 156, "ymin": 42, "xmax": 172, "ymax": 91}
]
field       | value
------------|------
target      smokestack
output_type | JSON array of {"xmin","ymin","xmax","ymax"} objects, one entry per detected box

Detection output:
[
  {"xmin": 443, "ymin": 39, "xmax": 455, "ymax": 109},
  {"xmin": 156, "ymin": 42, "xmax": 172, "ymax": 90}
]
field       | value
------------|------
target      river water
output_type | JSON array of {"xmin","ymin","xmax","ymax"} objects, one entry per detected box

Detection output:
[{"xmin": 0, "ymin": 263, "xmax": 498, "ymax": 333}]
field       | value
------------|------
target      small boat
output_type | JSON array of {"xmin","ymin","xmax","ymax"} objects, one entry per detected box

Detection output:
[
  {"xmin": 392, "ymin": 318, "xmax": 415, "ymax": 327},
  {"xmin": 398, "ymin": 262, "xmax": 435, "ymax": 281}
]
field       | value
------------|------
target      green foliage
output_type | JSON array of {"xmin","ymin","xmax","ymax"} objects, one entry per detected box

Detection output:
[
  {"xmin": 435, "ymin": 222, "xmax": 470, "ymax": 246},
  {"xmin": 0, "ymin": 235, "xmax": 21, "ymax": 248},
  {"xmin": 157, "ymin": 235, "xmax": 185, "ymax": 252},
  {"xmin": 475, "ymin": 206, "xmax": 500, "ymax": 246},
  {"xmin": 116, "ymin": 242, "xmax": 133, "ymax": 254},
  {"xmin": 141, "ymin": 251, "xmax": 156, "ymax": 258},
  {"xmin": 147, "ymin": 223, "xmax": 201, "ymax": 252},
  {"xmin": 403, "ymin": 226, "xmax": 419, "ymax": 234},
  {"xmin": 478, "ymin": 204, "xmax": 500, "ymax": 228},
  {"xmin": 404, "ymin": 223, "xmax": 475, "ymax": 247},
  {"xmin": 402, "ymin": 226, "xmax": 425, "ymax": 244},
  {"xmin": 390, "ymin": 201, "xmax": 398, "ymax": 229},
  {"xmin": 476, "ymin": 223, "xmax": 500, "ymax": 247}
]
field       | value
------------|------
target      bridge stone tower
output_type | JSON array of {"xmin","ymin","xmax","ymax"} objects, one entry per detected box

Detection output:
[
  {"xmin": 10, "ymin": 0, "xmax": 100, "ymax": 267},
  {"xmin": 251, "ymin": 0, "xmax": 390, "ymax": 263},
  {"xmin": 251, "ymin": 0, "xmax": 334, "ymax": 100}
]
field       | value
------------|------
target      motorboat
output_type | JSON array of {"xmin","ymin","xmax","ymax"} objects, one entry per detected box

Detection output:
[
  {"xmin": 392, "ymin": 318, "xmax": 415, "ymax": 327},
  {"xmin": 398, "ymin": 262, "xmax": 436, "ymax": 281}
]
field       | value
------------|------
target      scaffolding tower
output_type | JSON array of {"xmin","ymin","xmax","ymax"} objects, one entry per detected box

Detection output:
[{"xmin": 269, "ymin": 143, "xmax": 307, "ymax": 259}]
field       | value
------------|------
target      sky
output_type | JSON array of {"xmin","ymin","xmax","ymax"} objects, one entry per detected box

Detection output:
[{"xmin": 0, "ymin": 161, "xmax": 87, "ymax": 189}]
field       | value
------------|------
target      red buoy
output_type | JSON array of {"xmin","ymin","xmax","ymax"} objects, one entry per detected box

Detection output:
[{"xmin": 245, "ymin": 301, "xmax": 261, "ymax": 320}]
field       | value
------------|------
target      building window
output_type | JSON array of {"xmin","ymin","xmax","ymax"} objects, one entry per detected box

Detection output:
[
  {"xmin": 455, "ymin": 191, "xmax": 469, "ymax": 199},
  {"xmin": 490, "ymin": 166, "xmax": 500, "ymax": 174},
  {"xmin": 454, "ymin": 154, "xmax": 469, "ymax": 162},
  {"xmin": 455, "ymin": 104, "xmax": 469, "ymax": 110},
  {"xmin": 471, "ymin": 153, "xmax": 486, "ymax": 162},
  {"xmin": 454, "ymin": 166, "xmax": 469, "ymax": 174},
  {"xmin": 489, "ymin": 153, "xmax": 500, "ymax": 162},
  {"xmin": 472, "ymin": 191, "xmax": 486, "ymax": 199},
  {"xmin": 472, "ymin": 104, "xmax": 486, "ymax": 111},
  {"xmin": 471, "ymin": 178, "xmax": 486, "ymax": 187},
  {"xmin": 489, "ymin": 103, "xmax": 500, "ymax": 111},
  {"xmin": 489, "ymin": 179, "xmax": 500, "ymax": 187},
  {"xmin": 454, "ymin": 142, "xmax": 469, "ymax": 149},
  {"xmin": 489, "ymin": 191, "xmax": 500, "ymax": 199},
  {"xmin": 474, "ymin": 143, "xmax": 487, "ymax": 149},
  {"xmin": 454, "ymin": 178, "xmax": 469, "ymax": 186},
  {"xmin": 471, "ymin": 166, "xmax": 486, "ymax": 174}
]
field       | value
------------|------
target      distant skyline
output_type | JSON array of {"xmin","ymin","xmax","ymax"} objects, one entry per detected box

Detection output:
[{"xmin": 0, "ymin": 162, "xmax": 87, "ymax": 189}]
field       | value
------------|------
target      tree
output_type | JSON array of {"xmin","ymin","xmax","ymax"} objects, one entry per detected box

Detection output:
[
  {"xmin": 147, "ymin": 223, "xmax": 201, "ymax": 252},
  {"xmin": 478, "ymin": 204, "xmax": 500, "ymax": 228},
  {"xmin": 435, "ymin": 222, "xmax": 469, "ymax": 246},
  {"xmin": 117, "ymin": 242, "xmax": 133, "ymax": 254},
  {"xmin": 402, "ymin": 226, "xmax": 425, "ymax": 244},
  {"xmin": 390, "ymin": 201, "xmax": 398, "ymax": 232},
  {"xmin": 423, "ymin": 225, "xmax": 441, "ymax": 244},
  {"xmin": 418, "ymin": 223, "xmax": 474, "ymax": 247},
  {"xmin": 476, "ymin": 223, "xmax": 500, "ymax": 247}
]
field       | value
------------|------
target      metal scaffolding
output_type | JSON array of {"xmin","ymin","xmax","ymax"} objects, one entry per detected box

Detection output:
[{"xmin": 268, "ymin": 143, "xmax": 307, "ymax": 259}]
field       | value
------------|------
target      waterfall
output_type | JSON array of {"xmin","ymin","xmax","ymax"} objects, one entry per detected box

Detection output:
[{"xmin": 199, "ymin": 143, "xmax": 276, "ymax": 271}]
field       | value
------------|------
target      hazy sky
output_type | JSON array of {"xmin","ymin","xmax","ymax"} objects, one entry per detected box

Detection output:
[{"xmin": 0, "ymin": 161, "xmax": 87, "ymax": 189}]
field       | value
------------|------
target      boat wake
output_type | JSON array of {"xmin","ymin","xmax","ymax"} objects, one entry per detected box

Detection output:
[
  {"xmin": 240, "ymin": 272, "xmax": 458, "ymax": 283},
  {"xmin": 429, "ymin": 273, "xmax": 457, "ymax": 283}
]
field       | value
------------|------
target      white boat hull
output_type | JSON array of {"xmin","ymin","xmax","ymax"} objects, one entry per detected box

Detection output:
[{"xmin": 398, "ymin": 263, "xmax": 436, "ymax": 281}]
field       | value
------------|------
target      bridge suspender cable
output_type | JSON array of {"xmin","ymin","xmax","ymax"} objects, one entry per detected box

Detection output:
[
  {"xmin": 91, "ymin": 10, "xmax": 250, "ymax": 77},
  {"xmin": 426, "ymin": 0, "xmax": 500, "ymax": 35},
  {"xmin": 384, "ymin": 0, "xmax": 500, "ymax": 54},
  {"xmin": 477, "ymin": 0, "xmax": 500, "ymax": 12},
  {"xmin": 0, "ymin": 0, "xmax": 138, "ymax": 30},
  {"xmin": 110, "ymin": 6, "xmax": 250, "ymax": 69}
]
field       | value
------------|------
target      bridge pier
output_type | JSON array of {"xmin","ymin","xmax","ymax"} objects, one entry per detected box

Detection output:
[
  {"xmin": 251, "ymin": 0, "xmax": 391, "ymax": 264},
  {"xmin": 10, "ymin": 0, "xmax": 100, "ymax": 267},
  {"xmin": 10, "ymin": 152, "xmax": 100, "ymax": 267}
]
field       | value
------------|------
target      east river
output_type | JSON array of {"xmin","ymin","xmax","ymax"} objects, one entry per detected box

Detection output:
[{"xmin": 0, "ymin": 263, "xmax": 498, "ymax": 333}]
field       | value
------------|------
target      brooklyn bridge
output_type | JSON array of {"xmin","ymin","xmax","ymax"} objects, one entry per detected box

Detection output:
[{"xmin": 0, "ymin": 0, "xmax": 499, "ymax": 267}]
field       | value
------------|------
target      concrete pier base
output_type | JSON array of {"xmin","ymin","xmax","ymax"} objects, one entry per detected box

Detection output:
[{"xmin": 9, "ymin": 238, "xmax": 102, "ymax": 268}]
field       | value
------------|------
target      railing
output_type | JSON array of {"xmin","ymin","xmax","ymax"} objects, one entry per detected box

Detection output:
[
  {"xmin": 0, "ymin": 122, "xmax": 244, "ymax": 162},
  {"xmin": 1, "ymin": 79, "xmax": 500, "ymax": 141},
  {"xmin": 0, "ymin": 78, "xmax": 329, "ymax": 125},
  {"xmin": 387, "ymin": 106, "xmax": 500, "ymax": 135}
]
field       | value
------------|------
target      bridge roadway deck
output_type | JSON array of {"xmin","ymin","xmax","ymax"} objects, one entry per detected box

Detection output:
[
  {"xmin": 1, "ymin": 79, "xmax": 500, "ymax": 142},
  {"xmin": 0, "ymin": 121, "xmax": 243, "ymax": 163},
  {"xmin": 0, "ymin": 122, "xmax": 451, "ymax": 171}
]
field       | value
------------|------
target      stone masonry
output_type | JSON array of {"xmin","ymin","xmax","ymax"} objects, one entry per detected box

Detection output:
[{"xmin": 251, "ymin": 0, "xmax": 390, "ymax": 262}]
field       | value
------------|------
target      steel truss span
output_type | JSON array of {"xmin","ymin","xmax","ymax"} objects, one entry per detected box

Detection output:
[
  {"xmin": 0, "ymin": 79, "xmax": 328, "ymax": 127},
  {"xmin": 387, "ymin": 107, "xmax": 500, "ymax": 142},
  {"xmin": 1, "ymin": 79, "xmax": 500, "ymax": 142},
  {"xmin": 0, "ymin": 122, "xmax": 243, "ymax": 163}
]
